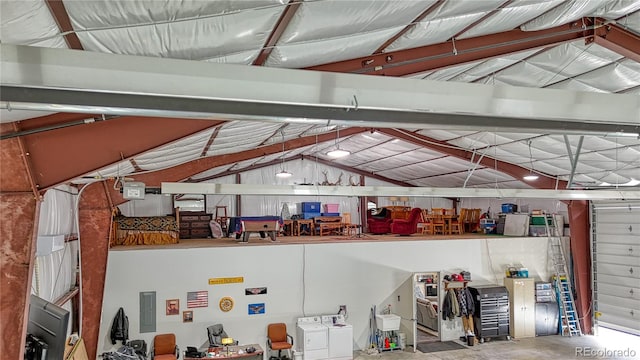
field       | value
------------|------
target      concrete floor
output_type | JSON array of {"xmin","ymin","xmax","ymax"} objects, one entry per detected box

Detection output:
[{"xmin": 355, "ymin": 329, "xmax": 640, "ymax": 360}]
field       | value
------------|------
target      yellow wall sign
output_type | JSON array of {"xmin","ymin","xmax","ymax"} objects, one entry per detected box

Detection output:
[{"xmin": 209, "ymin": 277, "xmax": 244, "ymax": 285}]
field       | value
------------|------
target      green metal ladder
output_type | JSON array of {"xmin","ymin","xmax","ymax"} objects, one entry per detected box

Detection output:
[{"xmin": 543, "ymin": 214, "xmax": 582, "ymax": 336}]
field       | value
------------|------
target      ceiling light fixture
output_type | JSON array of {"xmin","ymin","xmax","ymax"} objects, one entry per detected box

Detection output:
[
  {"xmin": 276, "ymin": 130, "xmax": 292, "ymax": 178},
  {"xmin": 327, "ymin": 126, "xmax": 350, "ymax": 158},
  {"xmin": 523, "ymin": 140, "xmax": 539, "ymax": 181}
]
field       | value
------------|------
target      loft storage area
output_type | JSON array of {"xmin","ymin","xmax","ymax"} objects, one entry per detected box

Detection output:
[
  {"xmin": 2, "ymin": 1, "xmax": 640, "ymax": 360},
  {"xmin": 115, "ymin": 180, "xmax": 573, "ymax": 246}
]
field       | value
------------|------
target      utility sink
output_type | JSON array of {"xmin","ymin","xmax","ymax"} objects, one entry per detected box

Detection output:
[{"xmin": 376, "ymin": 314, "xmax": 401, "ymax": 331}]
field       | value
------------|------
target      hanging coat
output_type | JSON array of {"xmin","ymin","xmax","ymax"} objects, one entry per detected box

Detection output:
[{"xmin": 110, "ymin": 307, "xmax": 129, "ymax": 345}]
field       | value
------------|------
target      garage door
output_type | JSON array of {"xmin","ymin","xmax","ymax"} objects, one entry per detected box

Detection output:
[{"xmin": 592, "ymin": 200, "xmax": 640, "ymax": 335}]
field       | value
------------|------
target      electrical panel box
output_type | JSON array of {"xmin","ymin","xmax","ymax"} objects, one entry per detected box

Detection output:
[
  {"xmin": 36, "ymin": 235, "xmax": 65, "ymax": 256},
  {"xmin": 123, "ymin": 181, "xmax": 146, "ymax": 200}
]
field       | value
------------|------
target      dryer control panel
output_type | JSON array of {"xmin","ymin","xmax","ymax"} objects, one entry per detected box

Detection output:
[
  {"xmin": 297, "ymin": 316, "xmax": 322, "ymax": 325},
  {"xmin": 321, "ymin": 314, "xmax": 346, "ymax": 326}
]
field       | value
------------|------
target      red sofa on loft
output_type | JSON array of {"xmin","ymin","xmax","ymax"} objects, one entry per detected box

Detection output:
[
  {"xmin": 390, "ymin": 208, "xmax": 423, "ymax": 235},
  {"xmin": 367, "ymin": 208, "xmax": 392, "ymax": 234}
]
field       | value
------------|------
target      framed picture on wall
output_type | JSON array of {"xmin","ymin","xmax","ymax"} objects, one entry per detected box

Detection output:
[
  {"xmin": 183, "ymin": 310, "xmax": 193, "ymax": 323},
  {"xmin": 166, "ymin": 299, "xmax": 179, "ymax": 315}
]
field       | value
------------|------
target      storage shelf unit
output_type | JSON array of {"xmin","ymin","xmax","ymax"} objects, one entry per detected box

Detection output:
[{"xmin": 179, "ymin": 211, "xmax": 212, "ymax": 238}]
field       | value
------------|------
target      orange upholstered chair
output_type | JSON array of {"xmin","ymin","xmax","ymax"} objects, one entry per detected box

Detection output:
[
  {"xmin": 152, "ymin": 333, "xmax": 179, "ymax": 360},
  {"xmin": 267, "ymin": 323, "xmax": 293, "ymax": 360}
]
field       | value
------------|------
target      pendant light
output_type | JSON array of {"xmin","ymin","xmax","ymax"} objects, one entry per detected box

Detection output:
[
  {"xmin": 523, "ymin": 140, "xmax": 539, "ymax": 181},
  {"xmin": 276, "ymin": 130, "xmax": 292, "ymax": 178},
  {"xmin": 327, "ymin": 126, "xmax": 350, "ymax": 158}
]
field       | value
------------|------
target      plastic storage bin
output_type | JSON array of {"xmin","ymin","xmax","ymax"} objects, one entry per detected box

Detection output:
[
  {"xmin": 529, "ymin": 225, "xmax": 548, "ymax": 237},
  {"xmin": 531, "ymin": 216, "xmax": 552, "ymax": 225},
  {"xmin": 301, "ymin": 202, "xmax": 321, "ymax": 212},
  {"xmin": 501, "ymin": 203, "xmax": 517, "ymax": 213},
  {"xmin": 324, "ymin": 204, "xmax": 339, "ymax": 213},
  {"xmin": 302, "ymin": 212, "xmax": 321, "ymax": 219}
]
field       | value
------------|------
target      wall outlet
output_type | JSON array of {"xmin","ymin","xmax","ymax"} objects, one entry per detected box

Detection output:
[{"xmin": 339, "ymin": 305, "xmax": 347, "ymax": 315}]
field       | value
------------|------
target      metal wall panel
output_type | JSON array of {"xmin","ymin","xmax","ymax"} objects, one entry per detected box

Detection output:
[{"xmin": 139, "ymin": 291, "xmax": 156, "ymax": 333}]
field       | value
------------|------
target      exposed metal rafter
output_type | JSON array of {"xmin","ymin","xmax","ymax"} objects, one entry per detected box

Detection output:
[
  {"xmin": 252, "ymin": 0, "xmax": 302, "ymax": 66},
  {"xmin": 310, "ymin": 156, "xmax": 415, "ymax": 188},
  {"xmin": 372, "ymin": 0, "xmax": 445, "ymax": 54},
  {"xmin": 453, "ymin": 0, "xmax": 515, "ymax": 39},
  {"xmin": 129, "ymin": 158, "xmax": 143, "ymax": 172},
  {"xmin": 592, "ymin": 19, "xmax": 640, "ymax": 63},
  {"xmin": 123, "ymin": 127, "xmax": 369, "ymax": 187},
  {"xmin": 306, "ymin": 19, "xmax": 593, "ymax": 76},
  {"xmin": 1, "ymin": 113, "xmax": 224, "ymax": 190},
  {"xmin": 44, "ymin": 0, "xmax": 83, "ymax": 50},
  {"xmin": 377, "ymin": 128, "xmax": 568, "ymax": 190},
  {"xmin": 200, "ymin": 126, "xmax": 222, "ymax": 157},
  {"xmin": 186, "ymin": 153, "xmax": 415, "ymax": 188}
]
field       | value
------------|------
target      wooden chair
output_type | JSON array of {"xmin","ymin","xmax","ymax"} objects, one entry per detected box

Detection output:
[
  {"xmin": 466, "ymin": 209, "xmax": 481, "ymax": 233},
  {"xmin": 419, "ymin": 209, "xmax": 433, "ymax": 235},
  {"xmin": 431, "ymin": 209, "xmax": 446, "ymax": 235},
  {"xmin": 449, "ymin": 208, "xmax": 464, "ymax": 235},
  {"xmin": 341, "ymin": 213, "xmax": 358, "ymax": 236}
]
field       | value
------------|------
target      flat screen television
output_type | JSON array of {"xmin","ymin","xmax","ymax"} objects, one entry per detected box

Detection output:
[{"xmin": 26, "ymin": 294, "xmax": 70, "ymax": 360}]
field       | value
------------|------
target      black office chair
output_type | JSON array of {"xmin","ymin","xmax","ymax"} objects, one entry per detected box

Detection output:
[{"xmin": 207, "ymin": 324, "xmax": 238, "ymax": 347}]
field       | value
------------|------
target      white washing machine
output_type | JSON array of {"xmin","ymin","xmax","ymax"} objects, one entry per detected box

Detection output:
[
  {"xmin": 321, "ymin": 315, "xmax": 353, "ymax": 360},
  {"xmin": 296, "ymin": 316, "xmax": 329, "ymax": 360}
]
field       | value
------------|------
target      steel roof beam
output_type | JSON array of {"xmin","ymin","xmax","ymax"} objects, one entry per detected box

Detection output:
[
  {"xmin": 121, "ymin": 127, "xmax": 369, "ymax": 188},
  {"xmin": 44, "ymin": 0, "xmax": 83, "ymax": 50},
  {"xmin": 306, "ymin": 19, "xmax": 593, "ymax": 76},
  {"xmin": 253, "ymin": 0, "xmax": 302, "ymax": 66},
  {"xmin": 187, "ymin": 153, "xmax": 414, "ymax": 188},
  {"xmin": 0, "ymin": 113, "xmax": 223, "ymax": 191},
  {"xmin": 593, "ymin": 20, "xmax": 640, "ymax": 63},
  {"xmin": 2, "ymin": 44, "xmax": 638, "ymax": 135},
  {"xmin": 373, "ymin": 0, "xmax": 445, "ymax": 54},
  {"xmin": 377, "ymin": 128, "xmax": 568, "ymax": 190},
  {"xmin": 452, "ymin": 0, "xmax": 515, "ymax": 39}
]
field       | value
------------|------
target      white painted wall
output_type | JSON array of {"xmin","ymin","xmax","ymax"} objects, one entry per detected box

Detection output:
[{"xmin": 98, "ymin": 237, "xmax": 555, "ymax": 358}]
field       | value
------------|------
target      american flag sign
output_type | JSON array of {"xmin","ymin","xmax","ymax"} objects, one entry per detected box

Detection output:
[{"xmin": 187, "ymin": 291, "xmax": 208, "ymax": 308}]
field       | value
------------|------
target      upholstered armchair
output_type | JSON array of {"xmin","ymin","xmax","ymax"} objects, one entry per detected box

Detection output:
[
  {"xmin": 367, "ymin": 208, "xmax": 392, "ymax": 234},
  {"xmin": 390, "ymin": 208, "xmax": 423, "ymax": 235}
]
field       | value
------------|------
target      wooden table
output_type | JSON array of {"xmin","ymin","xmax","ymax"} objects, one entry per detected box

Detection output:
[
  {"xmin": 186, "ymin": 344, "xmax": 263, "ymax": 360},
  {"xmin": 294, "ymin": 219, "xmax": 315, "ymax": 236},
  {"xmin": 228, "ymin": 216, "xmax": 280, "ymax": 242},
  {"xmin": 315, "ymin": 216, "xmax": 343, "ymax": 236}
]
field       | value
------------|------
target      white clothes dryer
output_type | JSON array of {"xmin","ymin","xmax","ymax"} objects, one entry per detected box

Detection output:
[
  {"xmin": 296, "ymin": 316, "xmax": 329, "ymax": 360},
  {"xmin": 321, "ymin": 315, "xmax": 353, "ymax": 360}
]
